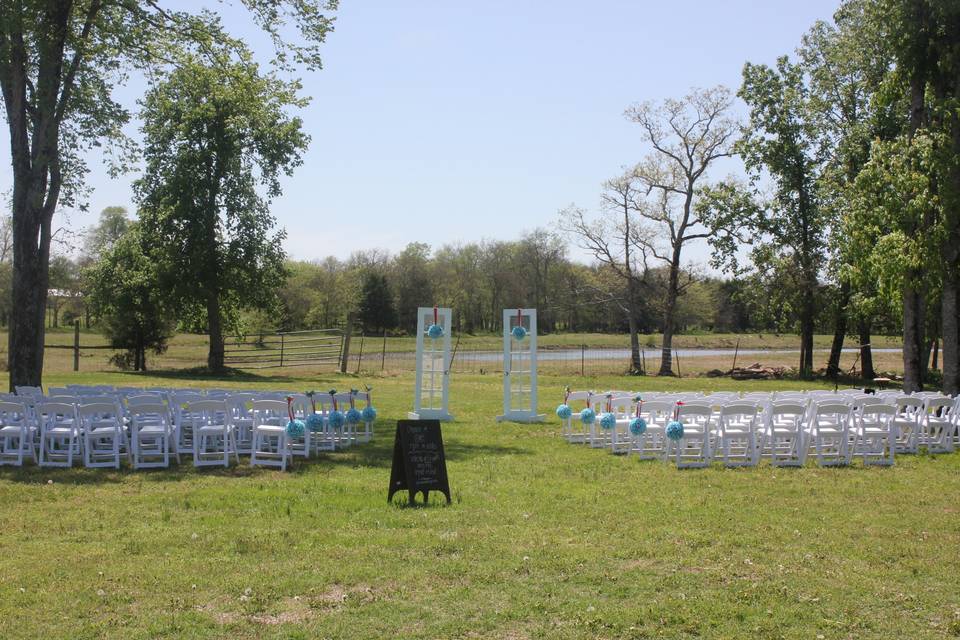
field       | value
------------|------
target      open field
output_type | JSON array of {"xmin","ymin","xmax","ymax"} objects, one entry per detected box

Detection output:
[
  {"xmin": 9, "ymin": 329, "xmax": 907, "ymax": 378},
  {"xmin": 1, "ymin": 370, "xmax": 958, "ymax": 639}
]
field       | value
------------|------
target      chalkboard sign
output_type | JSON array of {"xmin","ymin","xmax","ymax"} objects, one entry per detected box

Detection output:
[{"xmin": 388, "ymin": 420, "xmax": 451, "ymax": 505}]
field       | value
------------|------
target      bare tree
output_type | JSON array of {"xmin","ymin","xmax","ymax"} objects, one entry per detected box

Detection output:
[
  {"xmin": 625, "ymin": 86, "xmax": 737, "ymax": 375},
  {"xmin": 561, "ymin": 173, "xmax": 652, "ymax": 374}
]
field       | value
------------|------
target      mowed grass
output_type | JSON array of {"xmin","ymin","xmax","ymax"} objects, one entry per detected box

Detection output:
[{"xmin": 1, "ymin": 370, "xmax": 958, "ymax": 639}]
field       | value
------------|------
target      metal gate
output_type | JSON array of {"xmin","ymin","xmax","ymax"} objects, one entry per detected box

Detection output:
[{"xmin": 224, "ymin": 329, "xmax": 344, "ymax": 369}]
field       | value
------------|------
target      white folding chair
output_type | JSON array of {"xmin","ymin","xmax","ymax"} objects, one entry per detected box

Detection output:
[
  {"xmin": 629, "ymin": 400, "xmax": 672, "ymax": 460},
  {"xmin": 561, "ymin": 391, "xmax": 592, "ymax": 444},
  {"xmin": 807, "ymin": 403, "xmax": 852, "ymax": 466},
  {"xmin": 892, "ymin": 396, "xmax": 923, "ymax": 454},
  {"xmin": 228, "ymin": 393, "xmax": 256, "ymax": 455},
  {"xmin": 79, "ymin": 402, "xmax": 127, "ymax": 469},
  {"xmin": 763, "ymin": 401, "xmax": 808, "ymax": 467},
  {"xmin": 666, "ymin": 403, "xmax": 714, "ymax": 469},
  {"xmin": 853, "ymin": 404, "xmax": 896, "ymax": 466},
  {"xmin": 0, "ymin": 400, "xmax": 36, "ymax": 466},
  {"xmin": 920, "ymin": 397, "xmax": 955, "ymax": 454},
  {"xmin": 37, "ymin": 401, "xmax": 81, "ymax": 467},
  {"xmin": 717, "ymin": 402, "xmax": 762, "ymax": 467},
  {"xmin": 129, "ymin": 403, "xmax": 177, "ymax": 469},
  {"xmin": 250, "ymin": 399, "xmax": 291, "ymax": 471},
  {"xmin": 189, "ymin": 400, "xmax": 239, "ymax": 468}
]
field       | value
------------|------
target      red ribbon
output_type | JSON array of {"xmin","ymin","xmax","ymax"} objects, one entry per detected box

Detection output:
[
  {"xmin": 286, "ymin": 396, "xmax": 295, "ymax": 421},
  {"xmin": 433, "ymin": 306, "xmax": 438, "ymax": 325},
  {"xmin": 517, "ymin": 308, "xmax": 523, "ymax": 329},
  {"xmin": 635, "ymin": 399, "xmax": 643, "ymax": 417},
  {"xmin": 674, "ymin": 401, "xmax": 684, "ymax": 421},
  {"xmin": 564, "ymin": 386, "xmax": 570, "ymax": 404}
]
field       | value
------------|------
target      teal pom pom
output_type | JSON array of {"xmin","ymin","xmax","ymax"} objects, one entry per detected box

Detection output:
[
  {"xmin": 305, "ymin": 413, "xmax": 324, "ymax": 433},
  {"xmin": 511, "ymin": 325, "xmax": 527, "ymax": 340},
  {"xmin": 556, "ymin": 404, "xmax": 572, "ymax": 419},
  {"xmin": 427, "ymin": 324, "xmax": 444, "ymax": 339},
  {"xmin": 361, "ymin": 405, "xmax": 377, "ymax": 422},
  {"xmin": 629, "ymin": 417, "xmax": 647, "ymax": 435},
  {"xmin": 599, "ymin": 412, "xmax": 616, "ymax": 430},
  {"xmin": 345, "ymin": 407, "xmax": 362, "ymax": 424},
  {"xmin": 327, "ymin": 410, "xmax": 345, "ymax": 430},
  {"xmin": 580, "ymin": 408, "xmax": 595, "ymax": 424},
  {"xmin": 666, "ymin": 420, "xmax": 684, "ymax": 440},
  {"xmin": 285, "ymin": 419, "xmax": 305, "ymax": 438}
]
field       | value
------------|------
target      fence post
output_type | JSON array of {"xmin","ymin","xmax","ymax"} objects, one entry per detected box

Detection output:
[
  {"xmin": 73, "ymin": 319, "xmax": 80, "ymax": 372},
  {"xmin": 280, "ymin": 333, "xmax": 285, "ymax": 368},
  {"xmin": 340, "ymin": 314, "xmax": 354, "ymax": 373},
  {"xmin": 355, "ymin": 332, "xmax": 365, "ymax": 374},
  {"xmin": 381, "ymin": 329, "xmax": 387, "ymax": 372}
]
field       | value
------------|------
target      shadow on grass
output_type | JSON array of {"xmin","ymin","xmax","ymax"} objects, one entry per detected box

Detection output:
[
  {"xmin": 0, "ymin": 426, "xmax": 531, "ymax": 485},
  {"xmin": 113, "ymin": 366, "xmax": 305, "ymax": 385}
]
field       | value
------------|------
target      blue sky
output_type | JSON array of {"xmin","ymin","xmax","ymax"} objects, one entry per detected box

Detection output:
[{"xmin": 1, "ymin": 0, "xmax": 843, "ymax": 264}]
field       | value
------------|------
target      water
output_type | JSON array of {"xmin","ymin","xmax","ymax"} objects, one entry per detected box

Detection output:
[{"xmin": 463, "ymin": 347, "xmax": 902, "ymax": 363}]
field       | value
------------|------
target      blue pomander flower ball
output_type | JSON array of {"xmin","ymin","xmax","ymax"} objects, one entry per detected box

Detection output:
[
  {"xmin": 511, "ymin": 325, "xmax": 527, "ymax": 340},
  {"xmin": 580, "ymin": 407, "xmax": 596, "ymax": 424},
  {"xmin": 629, "ymin": 417, "xmax": 647, "ymax": 436},
  {"xmin": 666, "ymin": 420, "xmax": 684, "ymax": 440},
  {"xmin": 327, "ymin": 410, "xmax": 345, "ymax": 430},
  {"xmin": 427, "ymin": 324, "xmax": 444, "ymax": 339},
  {"xmin": 556, "ymin": 404, "xmax": 572, "ymax": 419},
  {"xmin": 345, "ymin": 407, "xmax": 362, "ymax": 425},
  {"xmin": 305, "ymin": 413, "xmax": 324, "ymax": 433},
  {"xmin": 361, "ymin": 405, "xmax": 377, "ymax": 422},
  {"xmin": 599, "ymin": 412, "xmax": 616, "ymax": 430},
  {"xmin": 285, "ymin": 418, "xmax": 306, "ymax": 438}
]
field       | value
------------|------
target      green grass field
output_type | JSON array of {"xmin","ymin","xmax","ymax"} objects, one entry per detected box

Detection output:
[
  {"xmin": 1, "ymin": 370, "xmax": 957, "ymax": 639},
  {"xmin": 8, "ymin": 328, "xmax": 907, "ymax": 379}
]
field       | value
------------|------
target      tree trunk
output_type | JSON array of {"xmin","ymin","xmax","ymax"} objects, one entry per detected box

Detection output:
[
  {"xmin": 942, "ymin": 270, "xmax": 959, "ymax": 395},
  {"xmin": 207, "ymin": 292, "xmax": 225, "ymax": 372},
  {"xmin": 8, "ymin": 207, "xmax": 51, "ymax": 390},
  {"xmin": 902, "ymin": 284, "xmax": 926, "ymax": 392},
  {"xmin": 825, "ymin": 281, "xmax": 850, "ymax": 379},
  {"xmin": 859, "ymin": 320, "xmax": 875, "ymax": 381},
  {"xmin": 658, "ymin": 261, "xmax": 680, "ymax": 376},
  {"xmin": 799, "ymin": 283, "xmax": 815, "ymax": 379}
]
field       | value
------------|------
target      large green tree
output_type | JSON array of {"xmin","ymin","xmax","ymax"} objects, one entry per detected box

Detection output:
[
  {"xmin": 136, "ymin": 53, "xmax": 307, "ymax": 372},
  {"xmin": 87, "ymin": 223, "xmax": 173, "ymax": 371},
  {"xmin": 736, "ymin": 57, "xmax": 828, "ymax": 379},
  {"xmin": 0, "ymin": 0, "xmax": 336, "ymax": 389}
]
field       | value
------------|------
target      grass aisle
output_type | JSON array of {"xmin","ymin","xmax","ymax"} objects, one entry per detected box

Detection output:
[{"xmin": 0, "ymin": 372, "xmax": 958, "ymax": 638}]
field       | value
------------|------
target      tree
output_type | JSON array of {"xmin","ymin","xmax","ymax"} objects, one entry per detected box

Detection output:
[
  {"xmin": 0, "ymin": 0, "xmax": 336, "ymax": 389},
  {"xmin": 84, "ymin": 206, "xmax": 130, "ymax": 258},
  {"xmin": 561, "ymin": 175, "xmax": 652, "ymax": 374},
  {"xmin": 87, "ymin": 223, "xmax": 173, "ymax": 370},
  {"xmin": 733, "ymin": 58, "xmax": 829, "ymax": 379},
  {"xmin": 358, "ymin": 272, "xmax": 397, "ymax": 333},
  {"xmin": 393, "ymin": 243, "xmax": 434, "ymax": 333},
  {"xmin": 624, "ymin": 87, "xmax": 738, "ymax": 375},
  {"xmin": 136, "ymin": 52, "xmax": 306, "ymax": 372}
]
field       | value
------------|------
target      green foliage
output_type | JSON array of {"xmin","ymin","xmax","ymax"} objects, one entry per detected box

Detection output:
[
  {"xmin": 358, "ymin": 272, "xmax": 398, "ymax": 333},
  {"xmin": 86, "ymin": 225, "xmax": 174, "ymax": 371},
  {"xmin": 136, "ymin": 52, "xmax": 307, "ymax": 369}
]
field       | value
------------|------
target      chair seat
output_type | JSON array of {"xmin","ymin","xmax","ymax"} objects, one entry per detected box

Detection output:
[
  {"xmin": 254, "ymin": 424, "xmax": 285, "ymax": 434},
  {"xmin": 0, "ymin": 425, "xmax": 31, "ymax": 435},
  {"xmin": 196, "ymin": 424, "xmax": 233, "ymax": 434},
  {"xmin": 45, "ymin": 427, "xmax": 76, "ymax": 436},
  {"xmin": 138, "ymin": 425, "xmax": 168, "ymax": 436},
  {"xmin": 88, "ymin": 427, "xmax": 120, "ymax": 436}
]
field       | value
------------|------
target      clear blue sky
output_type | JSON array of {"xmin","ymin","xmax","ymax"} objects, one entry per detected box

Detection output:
[{"xmin": 1, "ymin": 0, "xmax": 843, "ymax": 264}]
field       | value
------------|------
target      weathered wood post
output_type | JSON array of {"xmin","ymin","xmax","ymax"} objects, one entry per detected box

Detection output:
[
  {"xmin": 73, "ymin": 319, "xmax": 80, "ymax": 372},
  {"xmin": 340, "ymin": 314, "xmax": 355, "ymax": 373}
]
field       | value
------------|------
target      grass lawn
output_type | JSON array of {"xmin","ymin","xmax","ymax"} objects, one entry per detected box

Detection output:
[{"xmin": 1, "ymin": 370, "xmax": 957, "ymax": 639}]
